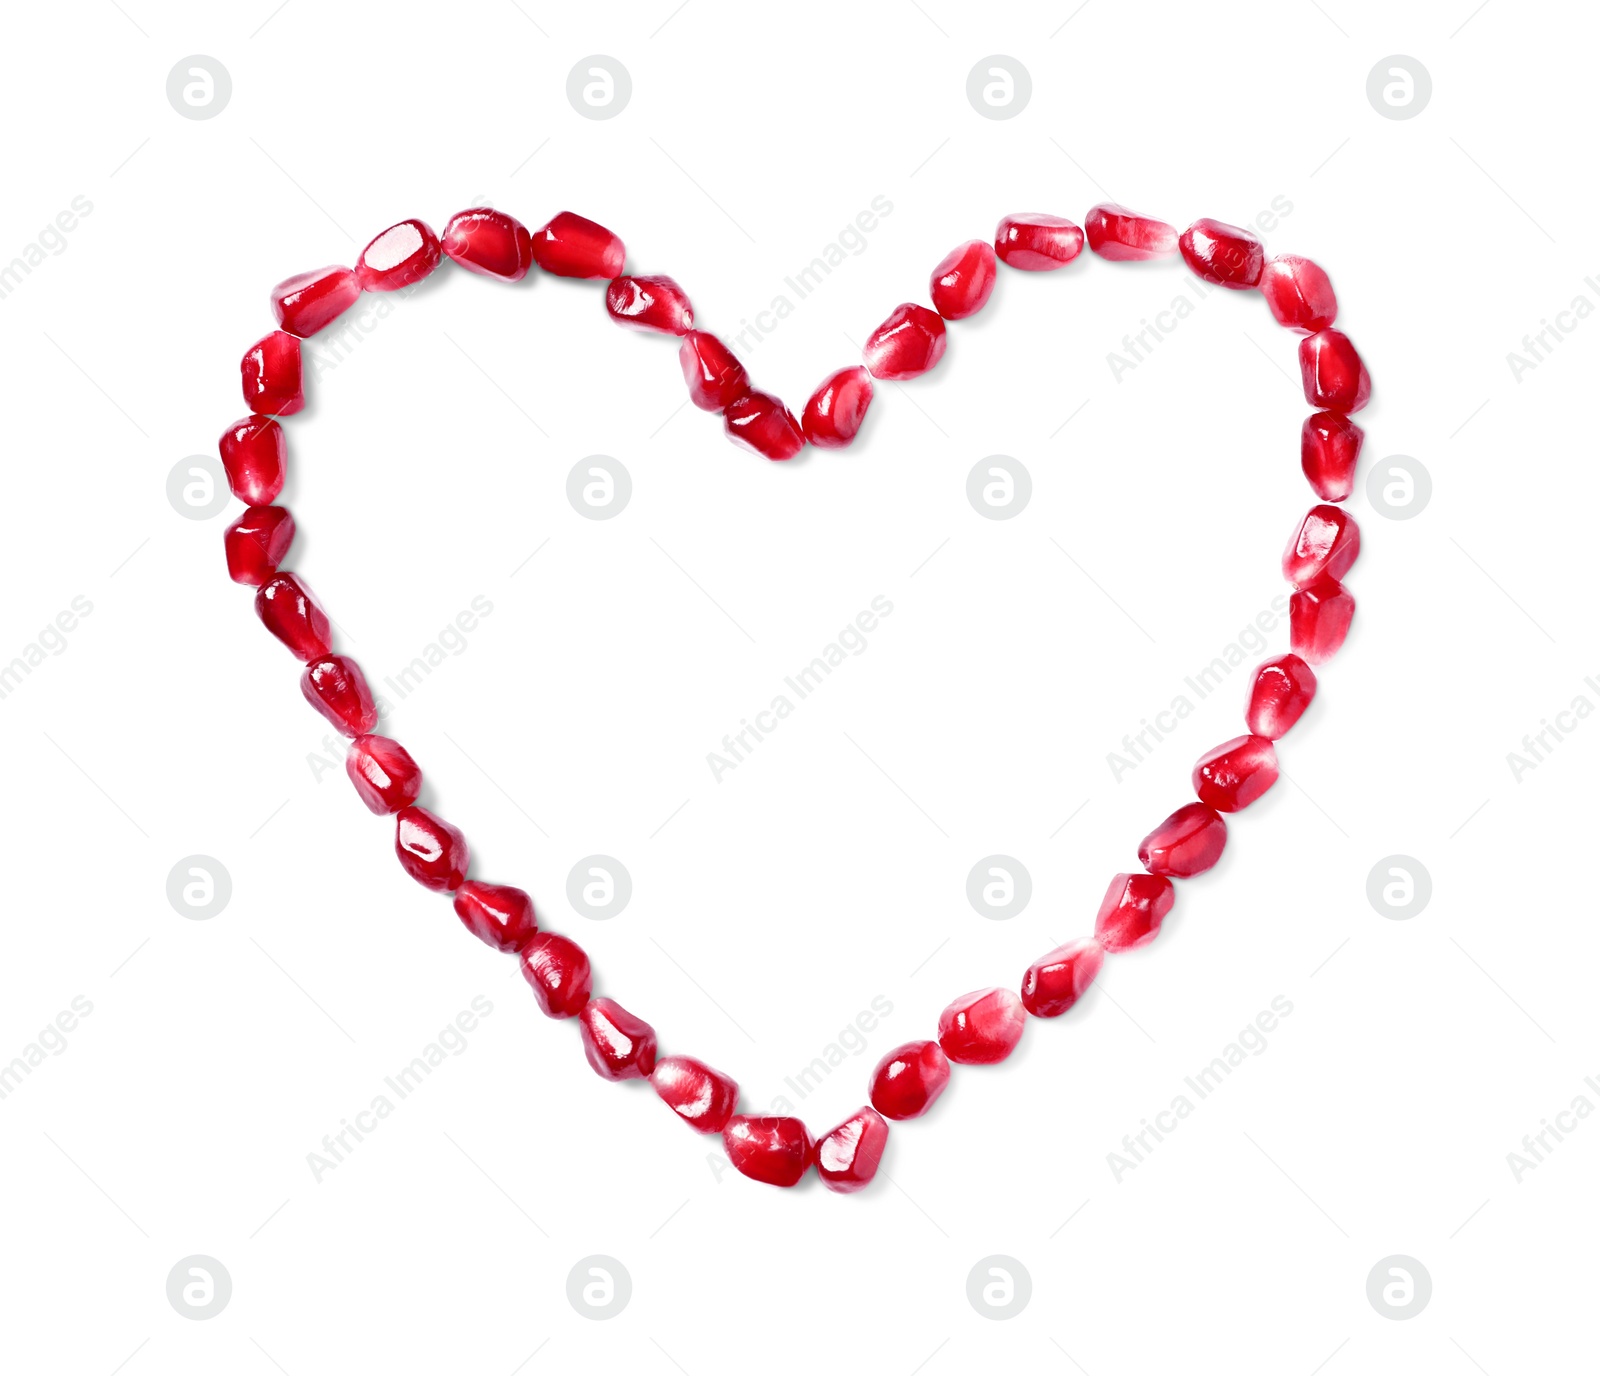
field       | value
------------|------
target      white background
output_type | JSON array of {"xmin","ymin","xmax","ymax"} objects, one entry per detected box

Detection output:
[{"xmin": 0, "ymin": 0, "xmax": 1593, "ymax": 1370}]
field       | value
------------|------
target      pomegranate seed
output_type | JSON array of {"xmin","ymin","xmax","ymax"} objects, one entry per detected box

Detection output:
[
  {"xmin": 1085, "ymin": 203, "xmax": 1178, "ymax": 261},
  {"xmin": 394, "ymin": 805, "xmax": 469, "ymax": 891},
  {"xmin": 1178, "ymin": 218, "xmax": 1264, "ymax": 288},
  {"xmin": 255, "ymin": 573, "xmax": 331, "ymax": 661},
  {"xmin": 724, "ymin": 390, "xmax": 804, "ymax": 460},
  {"xmin": 801, "ymin": 365, "xmax": 874, "ymax": 448},
  {"xmin": 302, "ymin": 655, "xmax": 378, "ymax": 737},
  {"xmin": 869, "ymin": 1039, "xmax": 951, "ymax": 1120},
  {"xmin": 219, "ymin": 415, "xmax": 287, "ymax": 505},
  {"xmin": 1290, "ymin": 577, "xmax": 1356, "ymax": 665},
  {"xmin": 816, "ymin": 1107, "xmax": 890, "ymax": 1193},
  {"xmin": 345, "ymin": 734, "xmax": 422, "ymax": 814},
  {"xmin": 1020, "ymin": 938, "xmax": 1104, "ymax": 1017},
  {"xmin": 1095, "ymin": 872, "xmax": 1176, "ymax": 952},
  {"xmin": 1301, "ymin": 411, "xmax": 1363, "ymax": 502},
  {"xmin": 651, "ymin": 1055, "xmax": 739, "ymax": 1134},
  {"xmin": 937, "ymin": 987, "xmax": 1026, "ymax": 1065},
  {"xmin": 580, "ymin": 997, "xmax": 658, "ymax": 1081},
  {"xmin": 452, "ymin": 881, "xmax": 537, "ymax": 952},
  {"xmin": 723, "ymin": 1115, "xmax": 814, "ymax": 1188},
  {"xmin": 1138, "ymin": 803, "xmax": 1227, "ymax": 878},
  {"xmin": 520, "ymin": 932, "xmax": 592, "ymax": 1018},
  {"xmin": 605, "ymin": 274, "xmax": 694, "ymax": 334},
  {"xmin": 679, "ymin": 331, "xmax": 750, "ymax": 412},
  {"xmin": 994, "ymin": 212, "xmax": 1084, "ymax": 270},
  {"xmin": 929, "ymin": 240, "xmax": 998, "ymax": 319},
  {"xmin": 530, "ymin": 211, "xmax": 625, "ymax": 279},
  {"xmin": 1246, "ymin": 654, "xmax": 1318, "ymax": 740},
  {"xmin": 271, "ymin": 266, "xmax": 360, "ymax": 338},
  {"xmin": 862, "ymin": 303, "xmax": 947, "ymax": 380},
  {"xmin": 223, "ymin": 506, "xmax": 295, "ymax": 586},
  {"xmin": 1260, "ymin": 255, "xmax": 1337, "ymax": 333},
  {"xmin": 441, "ymin": 207, "xmax": 534, "ymax": 282},
  {"xmin": 241, "ymin": 330, "xmax": 304, "ymax": 416},
  {"xmin": 1300, "ymin": 329, "xmax": 1371, "ymax": 412},
  {"xmin": 356, "ymin": 219, "xmax": 441, "ymax": 292},
  {"xmin": 1193, "ymin": 735, "xmax": 1279, "ymax": 812},
  {"xmin": 1284, "ymin": 505, "xmax": 1360, "ymax": 588}
]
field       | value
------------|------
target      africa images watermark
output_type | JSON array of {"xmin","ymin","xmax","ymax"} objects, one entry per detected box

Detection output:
[
  {"xmin": 0, "ymin": 596, "xmax": 95, "ymax": 704},
  {"xmin": 1505, "ymin": 276, "xmax": 1600, "ymax": 381},
  {"xmin": 1504, "ymin": 673, "xmax": 1600, "ymax": 782},
  {"xmin": 0, "ymin": 996, "xmax": 95, "ymax": 1103},
  {"xmin": 1506, "ymin": 1073, "xmax": 1600, "ymax": 1183},
  {"xmin": 0, "ymin": 195, "xmax": 94, "ymax": 302}
]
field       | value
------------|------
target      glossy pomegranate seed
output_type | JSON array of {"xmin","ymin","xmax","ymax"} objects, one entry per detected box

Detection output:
[
  {"xmin": 1138, "ymin": 803, "xmax": 1227, "ymax": 878},
  {"xmin": 1193, "ymin": 735, "xmax": 1280, "ymax": 812},
  {"xmin": 869, "ymin": 1039, "xmax": 950, "ymax": 1120},
  {"xmin": 1020, "ymin": 938, "xmax": 1103, "ymax": 1017},
  {"xmin": 605, "ymin": 274, "xmax": 694, "ymax": 334},
  {"xmin": 1178, "ymin": 218, "xmax": 1264, "ymax": 288},
  {"xmin": 271, "ymin": 266, "xmax": 360, "ymax": 337},
  {"xmin": 441, "ymin": 207, "xmax": 533, "ymax": 282},
  {"xmin": 1259, "ymin": 255, "xmax": 1337, "ymax": 332},
  {"xmin": 580, "ymin": 997, "xmax": 658, "ymax": 1081},
  {"xmin": 302, "ymin": 655, "xmax": 378, "ymax": 737},
  {"xmin": 223, "ymin": 506, "xmax": 295, "ymax": 586},
  {"xmin": 724, "ymin": 390, "xmax": 805, "ymax": 460},
  {"xmin": 929, "ymin": 240, "xmax": 998, "ymax": 319},
  {"xmin": 1085, "ymin": 203, "xmax": 1178, "ymax": 261},
  {"xmin": 994, "ymin": 212, "xmax": 1084, "ymax": 270},
  {"xmin": 255, "ymin": 573, "xmax": 331, "ymax": 661},
  {"xmin": 1301, "ymin": 411, "xmax": 1364, "ymax": 502},
  {"xmin": 1300, "ymin": 329, "xmax": 1371, "ymax": 412},
  {"xmin": 451, "ymin": 881, "xmax": 536, "ymax": 952},
  {"xmin": 519, "ymin": 932, "xmax": 592, "ymax": 1018},
  {"xmin": 816, "ymin": 1107, "xmax": 889, "ymax": 1193},
  {"xmin": 937, "ymin": 987, "xmax": 1026, "ymax": 1065},
  {"xmin": 801, "ymin": 365, "xmax": 874, "ymax": 448},
  {"xmin": 862, "ymin": 303, "xmax": 947, "ymax": 380},
  {"xmin": 219, "ymin": 416, "xmax": 287, "ymax": 504},
  {"xmin": 679, "ymin": 331, "xmax": 750, "ymax": 412},
  {"xmin": 356, "ymin": 219, "xmax": 441, "ymax": 292},
  {"xmin": 723, "ymin": 1115, "xmax": 814, "ymax": 1188},
  {"xmin": 1095, "ymin": 872, "xmax": 1177, "ymax": 952},
  {"xmin": 241, "ymin": 330, "xmax": 304, "ymax": 416},
  {"xmin": 345, "ymin": 734, "xmax": 422, "ymax": 814},
  {"xmin": 651, "ymin": 1055, "xmax": 739, "ymax": 1134},
  {"xmin": 1284, "ymin": 505, "xmax": 1361, "ymax": 588},
  {"xmin": 394, "ymin": 805, "xmax": 469, "ymax": 891},
  {"xmin": 1246, "ymin": 654, "xmax": 1318, "ymax": 740},
  {"xmin": 529, "ymin": 211, "xmax": 625, "ymax": 279},
  {"xmin": 1290, "ymin": 577, "xmax": 1356, "ymax": 665}
]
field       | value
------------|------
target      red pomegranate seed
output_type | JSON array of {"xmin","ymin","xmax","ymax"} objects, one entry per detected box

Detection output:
[
  {"xmin": 345, "ymin": 734, "xmax": 422, "ymax": 815},
  {"xmin": 723, "ymin": 1115, "xmax": 814, "ymax": 1188},
  {"xmin": 1085, "ymin": 203, "xmax": 1178, "ymax": 261},
  {"xmin": 441, "ymin": 207, "xmax": 534, "ymax": 282},
  {"xmin": 219, "ymin": 415, "xmax": 287, "ymax": 505},
  {"xmin": 929, "ymin": 240, "xmax": 998, "ymax": 319},
  {"xmin": 1290, "ymin": 577, "xmax": 1356, "ymax": 665},
  {"xmin": 1301, "ymin": 411, "xmax": 1363, "ymax": 502},
  {"xmin": 271, "ymin": 266, "xmax": 360, "ymax": 337},
  {"xmin": 651, "ymin": 1055, "xmax": 739, "ymax": 1134},
  {"xmin": 580, "ymin": 997, "xmax": 658, "ymax": 1081},
  {"xmin": 937, "ymin": 987, "xmax": 1026, "ymax": 1065},
  {"xmin": 394, "ymin": 805, "xmax": 469, "ymax": 891},
  {"xmin": 1246, "ymin": 654, "xmax": 1318, "ymax": 740},
  {"xmin": 1193, "ymin": 735, "xmax": 1280, "ymax": 812},
  {"xmin": 1284, "ymin": 504, "xmax": 1361, "ymax": 588},
  {"xmin": 1138, "ymin": 803, "xmax": 1227, "ymax": 878},
  {"xmin": 1178, "ymin": 218, "xmax": 1264, "ymax": 288},
  {"xmin": 724, "ymin": 390, "xmax": 805, "ymax": 460},
  {"xmin": 223, "ymin": 505, "xmax": 295, "ymax": 586},
  {"xmin": 255, "ymin": 573, "xmax": 330, "ymax": 661},
  {"xmin": 1259, "ymin": 255, "xmax": 1337, "ymax": 333},
  {"xmin": 452, "ymin": 880, "xmax": 536, "ymax": 952},
  {"xmin": 356, "ymin": 219, "xmax": 441, "ymax": 292},
  {"xmin": 604, "ymin": 274, "xmax": 694, "ymax": 334},
  {"xmin": 801, "ymin": 365, "xmax": 874, "ymax": 448},
  {"xmin": 869, "ymin": 1039, "xmax": 951, "ymax": 1120},
  {"xmin": 1095, "ymin": 872, "xmax": 1176, "ymax": 952},
  {"xmin": 302, "ymin": 655, "xmax": 378, "ymax": 737},
  {"xmin": 1299, "ymin": 329, "xmax": 1371, "ymax": 412},
  {"xmin": 520, "ymin": 932, "xmax": 592, "ymax": 1018},
  {"xmin": 530, "ymin": 210, "xmax": 625, "ymax": 279},
  {"xmin": 1020, "ymin": 938, "xmax": 1103, "ymax": 1017},
  {"xmin": 815, "ymin": 1107, "xmax": 890, "ymax": 1193},
  {"xmin": 241, "ymin": 330, "xmax": 304, "ymax": 416},
  {"xmin": 862, "ymin": 303, "xmax": 947, "ymax": 380},
  {"xmin": 994, "ymin": 212, "xmax": 1084, "ymax": 270},
  {"xmin": 679, "ymin": 330, "xmax": 750, "ymax": 411}
]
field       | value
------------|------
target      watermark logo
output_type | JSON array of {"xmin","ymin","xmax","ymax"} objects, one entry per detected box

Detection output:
[
  {"xmin": 967, "ymin": 455, "xmax": 1031, "ymax": 519},
  {"xmin": 567, "ymin": 855, "xmax": 632, "ymax": 920},
  {"xmin": 167, "ymin": 455, "xmax": 230, "ymax": 520},
  {"xmin": 567, "ymin": 455, "xmax": 631, "ymax": 520},
  {"xmin": 166, "ymin": 57, "xmax": 231, "ymax": 120},
  {"xmin": 1365, "ymin": 455, "xmax": 1431, "ymax": 520},
  {"xmin": 566, "ymin": 1255, "xmax": 631, "ymax": 1318},
  {"xmin": 966, "ymin": 856, "xmax": 1032, "ymax": 920},
  {"xmin": 166, "ymin": 1255, "xmax": 232, "ymax": 1319},
  {"xmin": 167, "ymin": 856, "xmax": 232, "ymax": 921},
  {"xmin": 1365, "ymin": 855, "xmax": 1431, "ymax": 921},
  {"xmin": 966, "ymin": 1255, "xmax": 1032, "ymax": 1318},
  {"xmin": 567, "ymin": 57, "xmax": 631, "ymax": 120},
  {"xmin": 1366, "ymin": 57, "xmax": 1431, "ymax": 120},
  {"xmin": 1365, "ymin": 1254, "xmax": 1431, "ymax": 1318},
  {"xmin": 967, "ymin": 57, "xmax": 1031, "ymax": 119}
]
